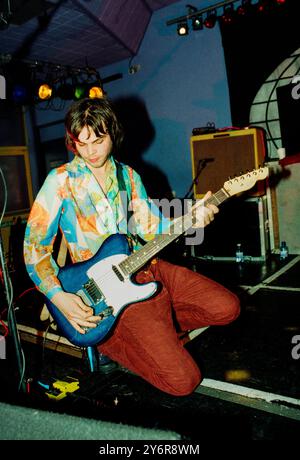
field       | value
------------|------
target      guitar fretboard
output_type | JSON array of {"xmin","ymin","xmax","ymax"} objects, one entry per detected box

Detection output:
[{"xmin": 119, "ymin": 188, "xmax": 229, "ymax": 276}]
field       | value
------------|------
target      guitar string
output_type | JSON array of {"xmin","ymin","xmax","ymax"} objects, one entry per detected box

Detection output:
[{"xmin": 91, "ymin": 212, "xmax": 197, "ymax": 284}]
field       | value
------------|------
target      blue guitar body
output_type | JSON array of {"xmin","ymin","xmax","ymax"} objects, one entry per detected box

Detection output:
[{"xmin": 45, "ymin": 234, "xmax": 158, "ymax": 347}]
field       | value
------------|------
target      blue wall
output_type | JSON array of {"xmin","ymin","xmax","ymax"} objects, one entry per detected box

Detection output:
[{"xmin": 31, "ymin": 0, "xmax": 231, "ymax": 198}]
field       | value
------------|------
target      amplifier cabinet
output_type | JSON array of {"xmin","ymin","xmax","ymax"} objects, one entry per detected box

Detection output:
[{"xmin": 190, "ymin": 128, "xmax": 267, "ymax": 198}]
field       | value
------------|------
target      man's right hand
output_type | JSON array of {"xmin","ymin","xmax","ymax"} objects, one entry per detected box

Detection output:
[{"xmin": 51, "ymin": 291, "xmax": 100, "ymax": 334}]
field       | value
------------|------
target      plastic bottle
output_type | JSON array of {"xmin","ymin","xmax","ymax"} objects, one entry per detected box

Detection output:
[
  {"xmin": 280, "ymin": 241, "xmax": 288, "ymax": 260},
  {"xmin": 235, "ymin": 243, "xmax": 244, "ymax": 263}
]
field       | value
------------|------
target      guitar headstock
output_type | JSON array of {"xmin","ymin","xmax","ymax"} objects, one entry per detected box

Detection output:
[{"xmin": 223, "ymin": 166, "xmax": 269, "ymax": 197}]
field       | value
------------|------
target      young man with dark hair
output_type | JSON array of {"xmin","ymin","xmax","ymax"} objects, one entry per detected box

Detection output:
[{"xmin": 24, "ymin": 97, "xmax": 240, "ymax": 396}]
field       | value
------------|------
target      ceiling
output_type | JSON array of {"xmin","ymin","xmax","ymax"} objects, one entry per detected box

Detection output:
[{"xmin": 0, "ymin": 0, "xmax": 182, "ymax": 70}]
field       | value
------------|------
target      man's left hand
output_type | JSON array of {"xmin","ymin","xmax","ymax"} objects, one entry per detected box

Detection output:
[{"xmin": 193, "ymin": 191, "xmax": 219, "ymax": 228}]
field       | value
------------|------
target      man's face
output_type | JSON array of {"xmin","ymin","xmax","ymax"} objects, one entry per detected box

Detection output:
[{"xmin": 75, "ymin": 125, "xmax": 113, "ymax": 170}]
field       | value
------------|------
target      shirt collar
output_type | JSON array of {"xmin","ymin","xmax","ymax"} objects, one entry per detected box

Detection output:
[{"xmin": 67, "ymin": 155, "xmax": 116, "ymax": 176}]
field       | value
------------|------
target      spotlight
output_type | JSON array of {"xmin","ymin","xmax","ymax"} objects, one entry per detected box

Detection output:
[
  {"xmin": 256, "ymin": 0, "xmax": 275, "ymax": 14},
  {"xmin": 177, "ymin": 21, "xmax": 189, "ymax": 36},
  {"xmin": 221, "ymin": 4, "xmax": 235, "ymax": 25},
  {"xmin": 74, "ymin": 83, "xmax": 86, "ymax": 100},
  {"xmin": 237, "ymin": 0, "xmax": 253, "ymax": 16},
  {"xmin": 276, "ymin": 0, "xmax": 286, "ymax": 4},
  {"xmin": 38, "ymin": 83, "xmax": 53, "ymax": 100},
  {"xmin": 256, "ymin": 0, "xmax": 266, "ymax": 12},
  {"xmin": 192, "ymin": 14, "xmax": 203, "ymax": 31},
  {"xmin": 88, "ymin": 85, "xmax": 104, "ymax": 99},
  {"xmin": 12, "ymin": 83, "xmax": 30, "ymax": 104},
  {"xmin": 204, "ymin": 10, "xmax": 217, "ymax": 29}
]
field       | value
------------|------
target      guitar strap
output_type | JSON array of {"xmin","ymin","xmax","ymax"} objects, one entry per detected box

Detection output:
[{"xmin": 116, "ymin": 161, "xmax": 138, "ymax": 249}]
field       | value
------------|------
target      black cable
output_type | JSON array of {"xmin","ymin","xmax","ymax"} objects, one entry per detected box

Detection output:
[
  {"xmin": 184, "ymin": 158, "xmax": 213, "ymax": 199},
  {"xmin": 0, "ymin": 167, "xmax": 26, "ymax": 392}
]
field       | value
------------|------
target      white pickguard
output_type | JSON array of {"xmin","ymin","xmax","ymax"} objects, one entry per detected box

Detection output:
[{"xmin": 86, "ymin": 253, "xmax": 157, "ymax": 315}]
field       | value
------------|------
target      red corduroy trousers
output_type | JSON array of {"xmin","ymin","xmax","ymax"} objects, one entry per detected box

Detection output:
[{"xmin": 98, "ymin": 259, "xmax": 240, "ymax": 396}]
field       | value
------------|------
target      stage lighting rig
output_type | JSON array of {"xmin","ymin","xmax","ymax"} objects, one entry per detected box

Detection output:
[
  {"xmin": 166, "ymin": 0, "xmax": 289, "ymax": 36},
  {"xmin": 0, "ymin": 56, "xmax": 119, "ymax": 108}
]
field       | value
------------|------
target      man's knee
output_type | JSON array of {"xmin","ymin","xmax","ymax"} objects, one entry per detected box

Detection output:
[
  {"xmin": 161, "ymin": 365, "xmax": 202, "ymax": 397},
  {"xmin": 225, "ymin": 293, "xmax": 241, "ymax": 323}
]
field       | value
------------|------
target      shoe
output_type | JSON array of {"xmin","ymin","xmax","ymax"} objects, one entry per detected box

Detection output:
[
  {"xmin": 98, "ymin": 352, "xmax": 113, "ymax": 366},
  {"xmin": 85, "ymin": 347, "xmax": 119, "ymax": 374},
  {"xmin": 97, "ymin": 353, "xmax": 119, "ymax": 374}
]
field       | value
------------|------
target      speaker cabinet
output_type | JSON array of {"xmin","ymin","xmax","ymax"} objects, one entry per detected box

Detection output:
[{"xmin": 190, "ymin": 128, "xmax": 266, "ymax": 198}]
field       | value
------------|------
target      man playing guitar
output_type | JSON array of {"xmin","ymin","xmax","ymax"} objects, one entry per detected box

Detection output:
[{"xmin": 24, "ymin": 97, "xmax": 241, "ymax": 396}]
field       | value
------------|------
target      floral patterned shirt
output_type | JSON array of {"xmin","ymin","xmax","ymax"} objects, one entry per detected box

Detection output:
[{"xmin": 23, "ymin": 155, "xmax": 170, "ymax": 300}]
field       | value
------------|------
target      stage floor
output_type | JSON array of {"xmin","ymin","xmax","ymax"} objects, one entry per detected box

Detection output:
[{"xmin": 1, "ymin": 252, "xmax": 300, "ymax": 440}]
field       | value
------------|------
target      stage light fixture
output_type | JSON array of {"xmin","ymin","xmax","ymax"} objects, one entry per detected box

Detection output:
[
  {"xmin": 88, "ymin": 85, "xmax": 104, "ymax": 99},
  {"xmin": 74, "ymin": 83, "xmax": 86, "ymax": 100},
  {"xmin": 256, "ymin": 0, "xmax": 274, "ymax": 14},
  {"xmin": 38, "ymin": 83, "xmax": 53, "ymax": 100},
  {"xmin": 256, "ymin": 0, "xmax": 265, "ymax": 13},
  {"xmin": 192, "ymin": 14, "xmax": 203, "ymax": 31},
  {"xmin": 12, "ymin": 83, "xmax": 30, "ymax": 104},
  {"xmin": 177, "ymin": 21, "xmax": 189, "ymax": 36},
  {"xmin": 221, "ymin": 4, "xmax": 235, "ymax": 25},
  {"xmin": 204, "ymin": 10, "xmax": 217, "ymax": 29},
  {"xmin": 237, "ymin": 0, "xmax": 253, "ymax": 16}
]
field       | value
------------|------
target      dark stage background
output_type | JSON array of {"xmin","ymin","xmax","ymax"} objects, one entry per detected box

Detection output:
[{"xmin": 220, "ymin": 0, "xmax": 300, "ymax": 156}]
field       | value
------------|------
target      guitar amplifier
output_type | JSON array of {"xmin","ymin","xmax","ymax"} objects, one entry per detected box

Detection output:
[
  {"xmin": 190, "ymin": 127, "xmax": 267, "ymax": 199},
  {"xmin": 191, "ymin": 195, "xmax": 270, "ymax": 261}
]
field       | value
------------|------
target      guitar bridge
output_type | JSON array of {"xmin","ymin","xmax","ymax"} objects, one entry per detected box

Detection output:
[
  {"xmin": 83, "ymin": 278, "xmax": 103, "ymax": 304},
  {"xmin": 98, "ymin": 306, "xmax": 114, "ymax": 320}
]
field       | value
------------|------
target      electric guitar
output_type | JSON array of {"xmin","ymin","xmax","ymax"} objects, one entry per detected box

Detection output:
[{"xmin": 45, "ymin": 167, "xmax": 269, "ymax": 347}]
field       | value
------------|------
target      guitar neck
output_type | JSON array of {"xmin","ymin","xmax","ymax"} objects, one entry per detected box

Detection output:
[{"xmin": 119, "ymin": 188, "xmax": 230, "ymax": 276}]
